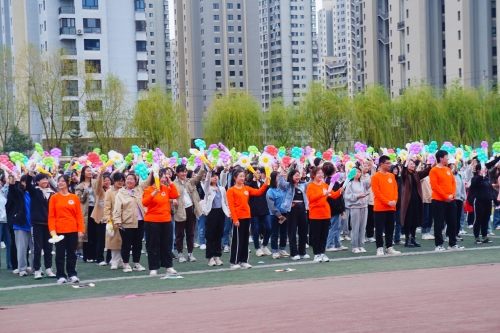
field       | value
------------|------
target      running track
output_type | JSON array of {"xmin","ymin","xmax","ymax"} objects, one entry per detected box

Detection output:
[{"xmin": 3, "ymin": 263, "xmax": 500, "ymax": 332}]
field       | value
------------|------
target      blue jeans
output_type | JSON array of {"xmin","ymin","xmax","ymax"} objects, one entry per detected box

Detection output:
[
  {"xmin": 222, "ymin": 217, "xmax": 233, "ymax": 247},
  {"xmin": 171, "ymin": 215, "xmax": 176, "ymax": 252},
  {"xmin": 0, "ymin": 223, "xmax": 12, "ymax": 269},
  {"xmin": 326, "ymin": 214, "xmax": 342, "ymax": 249},
  {"xmin": 493, "ymin": 208, "xmax": 500, "ymax": 229},
  {"xmin": 269, "ymin": 215, "xmax": 288, "ymax": 252},
  {"xmin": 197, "ymin": 215, "xmax": 206, "ymax": 245},
  {"xmin": 251, "ymin": 215, "xmax": 271, "ymax": 249},
  {"xmin": 422, "ymin": 203, "xmax": 433, "ymax": 234},
  {"xmin": 459, "ymin": 208, "xmax": 465, "ymax": 231},
  {"xmin": 393, "ymin": 208, "xmax": 402, "ymax": 242}
]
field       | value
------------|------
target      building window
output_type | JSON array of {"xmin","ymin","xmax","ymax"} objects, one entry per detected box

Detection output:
[
  {"xmin": 137, "ymin": 81, "xmax": 148, "ymax": 91},
  {"xmin": 135, "ymin": 0, "xmax": 145, "ymax": 12},
  {"xmin": 214, "ymin": 15, "xmax": 219, "ymax": 20},
  {"xmin": 213, "ymin": 3, "xmax": 219, "ymax": 9},
  {"xmin": 458, "ymin": 30, "xmax": 461, "ymax": 40},
  {"xmin": 214, "ymin": 37, "xmax": 220, "ymax": 43},
  {"xmin": 85, "ymin": 59, "xmax": 101, "ymax": 73},
  {"xmin": 83, "ymin": 19, "xmax": 101, "ymax": 33},
  {"xmin": 493, "ymin": 27, "xmax": 497, "ymax": 37},
  {"xmin": 228, "ymin": 26, "xmax": 234, "ymax": 31},
  {"xmin": 136, "ymin": 41, "xmax": 147, "ymax": 52},
  {"xmin": 239, "ymin": 71, "xmax": 243, "ymax": 76},
  {"xmin": 458, "ymin": 49, "xmax": 461, "ymax": 59},
  {"xmin": 64, "ymin": 80, "xmax": 79, "ymax": 96},
  {"xmin": 229, "ymin": 48, "xmax": 235, "ymax": 54},
  {"xmin": 459, "ymin": 68, "xmax": 462, "ymax": 78},
  {"xmin": 136, "ymin": 20, "xmax": 146, "ymax": 31},
  {"xmin": 62, "ymin": 59, "xmax": 78, "ymax": 76},
  {"xmin": 408, "ymin": 61, "xmax": 410, "ymax": 70},
  {"xmin": 229, "ymin": 71, "xmax": 235, "ymax": 77},
  {"xmin": 494, "ymin": 66, "xmax": 498, "ymax": 76},
  {"xmin": 137, "ymin": 61, "xmax": 147, "ymax": 71},
  {"xmin": 458, "ymin": 11, "xmax": 461, "ymax": 21},
  {"xmin": 215, "ymin": 49, "xmax": 221, "ymax": 54},
  {"xmin": 493, "ymin": 7, "xmax": 497, "ymax": 18},
  {"xmin": 228, "ymin": 37, "xmax": 234, "ymax": 43},
  {"xmin": 406, "ymin": 9, "xmax": 409, "ymax": 18},
  {"xmin": 216, "ymin": 71, "xmax": 221, "ymax": 77},
  {"xmin": 215, "ymin": 60, "xmax": 221, "ymax": 65},
  {"xmin": 214, "ymin": 26, "xmax": 220, "ymax": 32},
  {"xmin": 227, "ymin": 3, "xmax": 233, "ymax": 9},
  {"xmin": 82, "ymin": 0, "xmax": 98, "ymax": 10},
  {"xmin": 84, "ymin": 39, "xmax": 100, "ymax": 50},
  {"xmin": 229, "ymin": 60, "xmax": 235, "ymax": 65},
  {"xmin": 493, "ymin": 47, "xmax": 497, "ymax": 56},
  {"xmin": 407, "ymin": 44, "xmax": 410, "ymax": 53},
  {"xmin": 63, "ymin": 101, "xmax": 79, "ymax": 117}
]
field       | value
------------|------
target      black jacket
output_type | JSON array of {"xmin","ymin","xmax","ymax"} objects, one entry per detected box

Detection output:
[
  {"xmin": 326, "ymin": 177, "xmax": 345, "ymax": 216},
  {"xmin": 196, "ymin": 182, "xmax": 205, "ymax": 201},
  {"xmin": 246, "ymin": 179, "xmax": 269, "ymax": 216},
  {"xmin": 26, "ymin": 175, "xmax": 54, "ymax": 225},
  {"xmin": 468, "ymin": 174, "xmax": 498, "ymax": 206},
  {"xmin": 5, "ymin": 182, "xmax": 27, "ymax": 229}
]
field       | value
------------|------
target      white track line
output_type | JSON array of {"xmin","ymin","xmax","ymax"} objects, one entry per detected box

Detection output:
[{"xmin": 1, "ymin": 245, "xmax": 499, "ymax": 292}]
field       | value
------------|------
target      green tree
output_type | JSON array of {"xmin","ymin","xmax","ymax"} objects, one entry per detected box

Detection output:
[
  {"xmin": 2, "ymin": 126, "xmax": 33, "ymax": 154},
  {"xmin": 264, "ymin": 99, "xmax": 298, "ymax": 147},
  {"xmin": 204, "ymin": 91, "xmax": 262, "ymax": 151},
  {"xmin": 68, "ymin": 128, "xmax": 85, "ymax": 156},
  {"xmin": 299, "ymin": 82, "xmax": 351, "ymax": 150}
]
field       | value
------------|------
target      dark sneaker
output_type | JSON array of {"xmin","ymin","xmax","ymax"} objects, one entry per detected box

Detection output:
[{"xmin": 482, "ymin": 238, "xmax": 493, "ymax": 244}]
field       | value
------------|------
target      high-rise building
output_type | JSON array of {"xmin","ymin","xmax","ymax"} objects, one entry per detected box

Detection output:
[
  {"xmin": 258, "ymin": 0, "xmax": 319, "ymax": 109},
  {"xmin": 172, "ymin": 0, "xmax": 261, "ymax": 139}
]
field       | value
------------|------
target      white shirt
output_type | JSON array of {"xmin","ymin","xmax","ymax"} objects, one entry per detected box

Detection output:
[{"xmin": 183, "ymin": 183, "xmax": 193, "ymax": 208}]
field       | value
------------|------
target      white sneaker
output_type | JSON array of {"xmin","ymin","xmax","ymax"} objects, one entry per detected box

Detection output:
[
  {"xmin": 444, "ymin": 236, "xmax": 449, "ymax": 242},
  {"xmin": 230, "ymin": 264, "xmax": 241, "ymax": 270},
  {"xmin": 240, "ymin": 262, "xmax": 252, "ymax": 269},
  {"xmin": 110, "ymin": 265, "xmax": 118, "ymax": 270},
  {"xmin": 422, "ymin": 233, "xmax": 435, "ymax": 240},
  {"xmin": 352, "ymin": 248, "xmax": 361, "ymax": 253},
  {"xmin": 279, "ymin": 250, "xmax": 290, "ymax": 257},
  {"xmin": 339, "ymin": 236, "xmax": 345, "ymax": 241},
  {"xmin": 459, "ymin": 230, "xmax": 468, "ymax": 235},
  {"xmin": 336, "ymin": 246, "xmax": 348, "ymax": 251},
  {"xmin": 27, "ymin": 267, "xmax": 33, "ymax": 273},
  {"xmin": 321, "ymin": 254, "xmax": 329, "ymax": 262},
  {"xmin": 97, "ymin": 261, "xmax": 108, "ymax": 266},
  {"xmin": 13, "ymin": 269, "xmax": 19, "ymax": 274},
  {"xmin": 300, "ymin": 254, "xmax": 310, "ymax": 259},
  {"xmin": 141, "ymin": 249, "xmax": 145, "ymax": 254},
  {"xmin": 376, "ymin": 247, "xmax": 384, "ymax": 256},
  {"xmin": 261, "ymin": 246, "xmax": 272, "ymax": 256},
  {"xmin": 57, "ymin": 277, "xmax": 67, "ymax": 284},
  {"xmin": 249, "ymin": 237, "xmax": 253, "ymax": 243},
  {"xmin": 255, "ymin": 249, "xmax": 264, "ymax": 257},
  {"xmin": 344, "ymin": 235, "xmax": 351, "ymax": 241},
  {"xmin": 208, "ymin": 257, "xmax": 216, "ymax": 266},
  {"xmin": 34, "ymin": 270, "xmax": 43, "ymax": 280},
  {"xmin": 150, "ymin": 270, "xmax": 157, "ymax": 276},
  {"xmin": 488, "ymin": 232, "xmax": 496, "ymax": 236},
  {"xmin": 223, "ymin": 245, "xmax": 230, "ymax": 253},
  {"xmin": 0, "ymin": 241, "xmax": 4, "ymax": 249},
  {"xmin": 19, "ymin": 271, "xmax": 28, "ymax": 277},
  {"xmin": 367, "ymin": 237, "xmax": 376, "ymax": 243},
  {"xmin": 448, "ymin": 245, "xmax": 465, "ymax": 251},
  {"xmin": 359, "ymin": 247, "xmax": 367, "ymax": 253},
  {"xmin": 400, "ymin": 234, "xmax": 406, "ymax": 239},
  {"xmin": 272, "ymin": 252, "xmax": 281, "ymax": 259},
  {"xmin": 188, "ymin": 254, "xmax": 196, "ymax": 262},
  {"xmin": 496, "ymin": 226, "xmax": 500, "ymax": 230},
  {"xmin": 435, "ymin": 246, "xmax": 446, "ymax": 252},
  {"xmin": 194, "ymin": 243, "xmax": 200, "ymax": 248},
  {"xmin": 394, "ymin": 240, "xmax": 405, "ymax": 245},
  {"xmin": 178, "ymin": 253, "xmax": 187, "ymax": 263},
  {"xmin": 214, "ymin": 257, "xmax": 223, "ymax": 266},
  {"xmin": 305, "ymin": 243, "xmax": 309, "ymax": 248},
  {"xmin": 123, "ymin": 265, "xmax": 133, "ymax": 273},
  {"xmin": 45, "ymin": 268, "xmax": 56, "ymax": 278},
  {"xmin": 133, "ymin": 263, "xmax": 146, "ymax": 271},
  {"xmin": 467, "ymin": 225, "xmax": 473, "ymax": 229},
  {"xmin": 326, "ymin": 247, "xmax": 338, "ymax": 252},
  {"xmin": 200, "ymin": 244, "xmax": 206, "ymax": 250},
  {"xmin": 386, "ymin": 247, "xmax": 401, "ymax": 255},
  {"xmin": 313, "ymin": 254, "xmax": 322, "ymax": 262},
  {"xmin": 166, "ymin": 267, "xmax": 177, "ymax": 275},
  {"xmin": 291, "ymin": 255, "xmax": 300, "ymax": 260},
  {"xmin": 69, "ymin": 276, "xmax": 79, "ymax": 283}
]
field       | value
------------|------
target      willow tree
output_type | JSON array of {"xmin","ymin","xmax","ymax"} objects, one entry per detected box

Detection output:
[
  {"xmin": 352, "ymin": 85, "xmax": 393, "ymax": 148},
  {"xmin": 133, "ymin": 85, "xmax": 186, "ymax": 152},
  {"xmin": 299, "ymin": 82, "xmax": 351, "ymax": 150},
  {"xmin": 204, "ymin": 90, "xmax": 262, "ymax": 151},
  {"xmin": 264, "ymin": 99, "xmax": 298, "ymax": 147}
]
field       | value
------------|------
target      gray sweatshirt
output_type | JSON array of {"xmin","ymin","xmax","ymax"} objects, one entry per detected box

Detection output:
[
  {"xmin": 344, "ymin": 178, "xmax": 371, "ymax": 209},
  {"xmin": 454, "ymin": 173, "xmax": 466, "ymax": 201}
]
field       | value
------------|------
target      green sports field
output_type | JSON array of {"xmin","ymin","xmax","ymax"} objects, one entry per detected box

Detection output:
[{"xmin": 0, "ymin": 234, "xmax": 498, "ymax": 307}]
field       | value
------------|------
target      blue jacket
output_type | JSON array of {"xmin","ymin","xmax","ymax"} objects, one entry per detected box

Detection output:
[
  {"xmin": 277, "ymin": 174, "xmax": 309, "ymax": 212},
  {"xmin": 266, "ymin": 187, "xmax": 287, "ymax": 217}
]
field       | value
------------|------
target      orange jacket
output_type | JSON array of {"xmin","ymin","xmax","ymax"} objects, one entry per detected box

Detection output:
[
  {"xmin": 306, "ymin": 182, "xmax": 341, "ymax": 219},
  {"xmin": 142, "ymin": 184, "xmax": 179, "ymax": 222},
  {"xmin": 429, "ymin": 166, "xmax": 456, "ymax": 201},
  {"xmin": 48, "ymin": 193, "xmax": 85, "ymax": 234},
  {"xmin": 227, "ymin": 184, "xmax": 268, "ymax": 223},
  {"xmin": 371, "ymin": 172, "xmax": 398, "ymax": 211}
]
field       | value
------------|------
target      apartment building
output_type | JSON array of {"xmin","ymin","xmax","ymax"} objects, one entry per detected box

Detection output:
[
  {"xmin": 258, "ymin": 0, "xmax": 319, "ymax": 109},
  {"xmin": 172, "ymin": 0, "xmax": 260, "ymax": 138}
]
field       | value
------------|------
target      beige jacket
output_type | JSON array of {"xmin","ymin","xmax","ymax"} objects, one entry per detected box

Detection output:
[
  {"xmin": 112, "ymin": 175, "xmax": 150, "ymax": 229},
  {"xmin": 173, "ymin": 168, "xmax": 206, "ymax": 221},
  {"xmin": 361, "ymin": 173, "xmax": 374, "ymax": 205},
  {"xmin": 75, "ymin": 174, "xmax": 105, "ymax": 242},
  {"xmin": 421, "ymin": 177, "xmax": 432, "ymax": 204},
  {"xmin": 104, "ymin": 186, "xmax": 122, "ymax": 250}
]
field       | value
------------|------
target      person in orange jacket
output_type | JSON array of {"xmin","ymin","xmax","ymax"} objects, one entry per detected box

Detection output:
[
  {"xmin": 48, "ymin": 175, "xmax": 84, "ymax": 284},
  {"xmin": 142, "ymin": 169, "xmax": 179, "ymax": 276}
]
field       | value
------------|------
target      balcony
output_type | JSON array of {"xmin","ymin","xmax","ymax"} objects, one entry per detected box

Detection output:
[
  {"xmin": 397, "ymin": 21, "xmax": 405, "ymax": 30},
  {"xmin": 378, "ymin": 8, "xmax": 389, "ymax": 20},
  {"xmin": 60, "ymin": 27, "xmax": 76, "ymax": 35},
  {"xmin": 398, "ymin": 55, "xmax": 406, "ymax": 63},
  {"xmin": 59, "ymin": 6, "xmax": 75, "ymax": 14},
  {"xmin": 84, "ymin": 27, "xmax": 101, "ymax": 33},
  {"xmin": 378, "ymin": 33, "xmax": 389, "ymax": 44},
  {"xmin": 63, "ymin": 48, "xmax": 77, "ymax": 55}
]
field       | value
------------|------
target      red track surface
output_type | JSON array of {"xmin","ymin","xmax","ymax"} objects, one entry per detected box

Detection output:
[{"xmin": 4, "ymin": 264, "xmax": 500, "ymax": 332}]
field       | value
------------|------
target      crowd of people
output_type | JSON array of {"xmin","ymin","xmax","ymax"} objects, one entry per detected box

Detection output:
[{"xmin": 1, "ymin": 147, "xmax": 499, "ymax": 284}]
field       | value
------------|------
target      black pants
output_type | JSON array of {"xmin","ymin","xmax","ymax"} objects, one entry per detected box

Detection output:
[
  {"xmin": 455, "ymin": 200, "xmax": 463, "ymax": 236},
  {"xmin": 432, "ymin": 200, "xmax": 457, "ymax": 247},
  {"xmin": 473, "ymin": 199, "xmax": 491, "ymax": 238},
  {"xmin": 10, "ymin": 229, "xmax": 17, "ymax": 270},
  {"xmin": 374, "ymin": 211, "xmax": 395, "ymax": 249},
  {"xmin": 309, "ymin": 218, "xmax": 330, "ymax": 255},
  {"xmin": 230, "ymin": 218, "xmax": 250, "ymax": 264},
  {"xmin": 119, "ymin": 220, "xmax": 144, "ymax": 264},
  {"xmin": 83, "ymin": 206, "xmax": 96, "ymax": 261},
  {"xmin": 366, "ymin": 205, "xmax": 375, "ymax": 238},
  {"xmin": 144, "ymin": 222, "xmax": 173, "ymax": 270},
  {"xmin": 205, "ymin": 208, "xmax": 225, "ymax": 259},
  {"xmin": 175, "ymin": 206, "xmax": 196, "ymax": 254},
  {"xmin": 106, "ymin": 249, "xmax": 111, "ymax": 263},
  {"xmin": 95, "ymin": 222, "xmax": 106, "ymax": 263},
  {"xmin": 287, "ymin": 202, "xmax": 308, "ymax": 257},
  {"xmin": 404, "ymin": 225, "xmax": 417, "ymax": 239},
  {"xmin": 32, "ymin": 223, "xmax": 52, "ymax": 271},
  {"xmin": 55, "ymin": 232, "xmax": 78, "ymax": 279}
]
